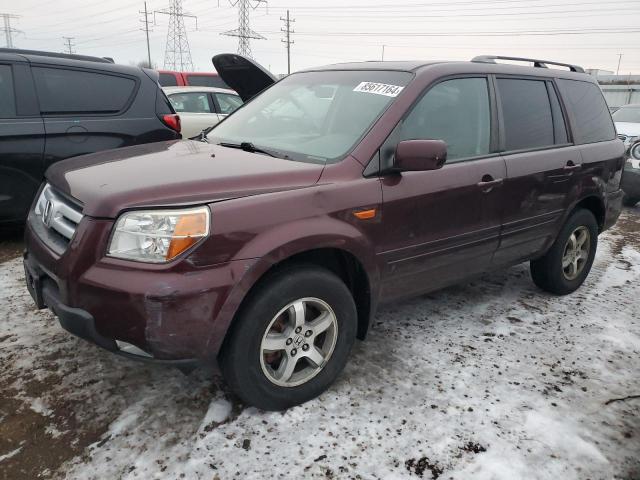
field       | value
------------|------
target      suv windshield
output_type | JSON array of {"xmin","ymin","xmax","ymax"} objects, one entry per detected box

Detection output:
[
  {"xmin": 612, "ymin": 107, "xmax": 640, "ymax": 124},
  {"xmin": 207, "ymin": 70, "xmax": 413, "ymax": 163}
]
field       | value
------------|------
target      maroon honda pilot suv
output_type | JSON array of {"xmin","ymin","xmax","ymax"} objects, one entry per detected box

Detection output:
[{"xmin": 23, "ymin": 54, "xmax": 625, "ymax": 410}]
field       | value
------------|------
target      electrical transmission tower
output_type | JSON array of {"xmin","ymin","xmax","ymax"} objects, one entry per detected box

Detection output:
[
  {"xmin": 1, "ymin": 13, "xmax": 21, "ymax": 48},
  {"xmin": 140, "ymin": 1, "xmax": 153, "ymax": 68},
  {"xmin": 62, "ymin": 36, "xmax": 76, "ymax": 54},
  {"xmin": 222, "ymin": 0, "xmax": 267, "ymax": 58},
  {"xmin": 280, "ymin": 9, "xmax": 294, "ymax": 74},
  {"xmin": 156, "ymin": 0, "xmax": 197, "ymax": 71}
]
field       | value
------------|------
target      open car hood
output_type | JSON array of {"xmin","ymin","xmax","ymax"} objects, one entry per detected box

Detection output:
[{"xmin": 212, "ymin": 53, "xmax": 277, "ymax": 102}]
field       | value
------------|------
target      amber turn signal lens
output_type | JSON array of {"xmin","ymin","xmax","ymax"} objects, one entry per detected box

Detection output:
[
  {"xmin": 353, "ymin": 208, "xmax": 377, "ymax": 220},
  {"xmin": 167, "ymin": 211, "xmax": 209, "ymax": 260}
]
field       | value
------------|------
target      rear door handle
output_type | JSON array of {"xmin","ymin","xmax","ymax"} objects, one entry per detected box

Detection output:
[{"xmin": 477, "ymin": 176, "xmax": 504, "ymax": 192}]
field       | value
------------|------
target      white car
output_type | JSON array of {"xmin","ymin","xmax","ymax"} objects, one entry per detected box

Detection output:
[
  {"xmin": 164, "ymin": 86, "xmax": 243, "ymax": 139},
  {"xmin": 613, "ymin": 104, "xmax": 640, "ymax": 206},
  {"xmin": 613, "ymin": 104, "xmax": 640, "ymax": 149}
]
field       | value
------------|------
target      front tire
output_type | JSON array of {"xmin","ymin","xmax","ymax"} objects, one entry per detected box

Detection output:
[
  {"xmin": 530, "ymin": 209, "xmax": 598, "ymax": 295},
  {"xmin": 623, "ymin": 196, "xmax": 639, "ymax": 207},
  {"xmin": 220, "ymin": 266, "xmax": 357, "ymax": 411}
]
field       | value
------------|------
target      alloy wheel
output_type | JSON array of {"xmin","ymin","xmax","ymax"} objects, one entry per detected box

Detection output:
[
  {"xmin": 259, "ymin": 297, "xmax": 338, "ymax": 387},
  {"xmin": 562, "ymin": 226, "xmax": 591, "ymax": 281}
]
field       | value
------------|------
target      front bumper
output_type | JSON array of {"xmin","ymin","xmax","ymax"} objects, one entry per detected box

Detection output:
[
  {"xmin": 24, "ymin": 214, "xmax": 256, "ymax": 364},
  {"xmin": 24, "ymin": 259, "xmax": 199, "ymax": 368}
]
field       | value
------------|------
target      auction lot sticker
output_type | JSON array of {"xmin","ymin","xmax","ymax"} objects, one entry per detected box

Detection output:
[{"xmin": 353, "ymin": 82, "xmax": 404, "ymax": 97}]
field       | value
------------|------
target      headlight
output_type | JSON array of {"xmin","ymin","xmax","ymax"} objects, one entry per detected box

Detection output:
[
  {"xmin": 630, "ymin": 141, "xmax": 640, "ymax": 161},
  {"xmin": 107, "ymin": 206, "xmax": 210, "ymax": 263}
]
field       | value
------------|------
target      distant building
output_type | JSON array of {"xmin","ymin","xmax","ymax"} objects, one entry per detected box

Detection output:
[
  {"xmin": 586, "ymin": 69, "xmax": 640, "ymax": 108},
  {"xmin": 586, "ymin": 68, "xmax": 614, "ymax": 76}
]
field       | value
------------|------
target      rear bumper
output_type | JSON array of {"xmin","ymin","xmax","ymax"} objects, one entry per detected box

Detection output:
[{"xmin": 603, "ymin": 188, "xmax": 624, "ymax": 231}]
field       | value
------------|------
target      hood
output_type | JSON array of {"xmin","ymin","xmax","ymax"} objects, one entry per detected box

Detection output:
[
  {"xmin": 46, "ymin": 140, "xmax": 324, "ymax": 218},
  {"xmin": 212, "ymin": 53, "xmax": 277, "ymax": 102},
  {"xmin": 615, "ymin": 122, "xmax": 640, "ymax": 138}
]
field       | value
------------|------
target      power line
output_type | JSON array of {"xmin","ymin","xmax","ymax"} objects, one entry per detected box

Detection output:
[
  {"xmin": 140, "ymin": 1, "xmax": 153, "ymax": 67},
  {"xmin": 1, "ymin": 13, "xmax": 21, "ymax": 48},
  {"xmin": 156, "ymin": 0, "xmax": 198, "ymax": 71},
  {"xmin": 62, "ymin": 36, "xmax": 75, "ymax": 54},
  {"xmin": 275, "ymin": 0, "xmax": 640, "ymax": 10},
  {"xmin": 221, "ymin": 0, "xmax": 267, "ymax": 58},
  {"xmin": 289, "ymin": 27, "xmax": 640, "ymax": 38},
  {"xmin": 280, "ymin": 9, "xmax": 294, "ymax": 74},
  {"xmin": 293, "ymin": 6, "xmax": 640, "ymax": 20}
]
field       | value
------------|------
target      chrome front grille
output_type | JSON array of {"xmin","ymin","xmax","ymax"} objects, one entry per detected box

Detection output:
[{"xmin": 32, "ymin": 184, "xmax": 83, "ymax": 253}]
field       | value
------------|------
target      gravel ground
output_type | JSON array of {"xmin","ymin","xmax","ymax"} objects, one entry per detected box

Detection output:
[{"xmin": 0, "ymin": 209, "xmax": 639, "ymax": 480}]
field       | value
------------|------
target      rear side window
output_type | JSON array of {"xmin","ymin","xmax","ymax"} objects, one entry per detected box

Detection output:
[
  {"xmin": 214, "ymin": 93, "xmax": 243, "ymax": 114},
  {"xmin": 158, "ymin": 73, "xmax": 178, "ymax": 86},
  {"xmin": 186, "ymin": 74, "xmax": 230, "ymax": 89},
  {"xmin": 497, "ymin": 78, "xmax": 554, "ymax": 151},
  {"xmin": 557, "ymin": 79, "xmax": 615, "ymax": 144},
  {"xmin": 399, "ymin": 77, "xmax": 491, "ymax": 161},
  {"xmin": 0, "ymin": 64, "xmax": 16, "ymax": 118},
  {"xmin": 33, "ymin": 67, "xmax": 136, "ymax": 114}
]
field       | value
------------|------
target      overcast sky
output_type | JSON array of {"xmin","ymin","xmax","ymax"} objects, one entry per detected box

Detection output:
[{"xmin": 5, "ymin": 0, "xmax": 640, "ymax": 75}]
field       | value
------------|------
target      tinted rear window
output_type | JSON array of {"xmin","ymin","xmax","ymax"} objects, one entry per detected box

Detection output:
[
  {"xmin": 186, "ymin": 74, "xmax": 230, "ymax": 89},
  {"xmin": 0, "ymin": 64, "xmax": 16, "ymax": 118},
  {"xmin": 498, "ymin": 78, "xmax": 554, "ymax": 151},
  {"xmin": 33, "ymin": 67, "xmax": 136, "ymax": 114},
  {"xmin": 158, "ymin": 72, "xmax": 179, "ymax": 86},
  {"xmin": 557, "ymin": 79, "xmax": 615, "ymax": 144}
]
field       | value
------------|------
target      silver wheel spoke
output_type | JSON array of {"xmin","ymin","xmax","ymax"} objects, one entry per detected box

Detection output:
[
  {"xmin": 309, "ymin": 311, "xmax": 334, "ymax": 335},
  {"xmin": 275, "ymin": 355, "xmax": 298, "ymax": 382},
  {"xmin": 262, "ymin": 332, "xmax": 288, "ymax": 351},
  {"xmin": 578, "ymin": 250, "xmax": 589, "ymax": 261},
  {"xmin": 305, "ymin": 346, "xmax": 325, "ymax": 368},
  {"xmin": 575, "ymin": 229, "xmax": 588, "ymax": 249},
  {"xmin": 290, "ymin": 301, "xmax": 306, "ymax": 328},
  {"xmin": 562, "ymin": 256, "xmax": 572, "ymax": 268}
]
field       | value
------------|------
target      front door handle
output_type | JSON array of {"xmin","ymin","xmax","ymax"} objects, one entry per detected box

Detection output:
[
  {"xmin": 477, "ymin": 175, "xmax": 504, "ymax": 193},
  {"xmin": 563, "ymin": 161, "xmax": 582, "ymax": 172}
]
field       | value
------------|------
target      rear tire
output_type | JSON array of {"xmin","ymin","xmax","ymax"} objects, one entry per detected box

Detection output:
[
  {"xmin": 530, "ymin": 209, "xmax": 598, "ymax": 295},
  {"xmin": 219, "ymin": 266, "xmax": 357, "ymax": 411}
]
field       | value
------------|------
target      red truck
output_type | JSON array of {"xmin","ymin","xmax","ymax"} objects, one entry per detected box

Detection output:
[{"xmin": 157, "ymin": 70, "xmax": 230, "ymax": 89}]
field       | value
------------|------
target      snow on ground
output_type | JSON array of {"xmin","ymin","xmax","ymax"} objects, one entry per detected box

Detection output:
[{"xmin": 0, "ymin": 210, "xmax": 639, "ymax": 480}]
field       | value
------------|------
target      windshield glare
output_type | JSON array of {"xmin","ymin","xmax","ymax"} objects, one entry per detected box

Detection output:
[
  {"xmin": 612, "ymin": 107, "xmax": 640, "ymax": 124},
  {"xmin": 207, "ymin": 70, "xmax": 413, "ymax": 162}
]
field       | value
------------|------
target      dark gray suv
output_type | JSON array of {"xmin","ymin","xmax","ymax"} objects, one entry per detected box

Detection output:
[{"xmin": 0, "ymin": 49, "xmax": 182, "ymax": 225}]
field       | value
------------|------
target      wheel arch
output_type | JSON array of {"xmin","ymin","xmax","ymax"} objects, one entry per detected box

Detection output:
[
  {"xmin": 572, "ymin": 195, "xmax": 606, "ymax": 232},
  {"xmin": 207, "ymin": 228, "xmax": 381, "ymax": 359}
]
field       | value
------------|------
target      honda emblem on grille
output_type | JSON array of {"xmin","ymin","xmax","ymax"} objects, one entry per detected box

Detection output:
[{"xmin": 42, "ymin": 200, "xmax": 53, "ymax": 227}]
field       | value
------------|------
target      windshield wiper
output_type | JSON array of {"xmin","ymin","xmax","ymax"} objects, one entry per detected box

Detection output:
[{"xmin": 218, "ymin": 141, "xmax": 284, "ymax": 158}]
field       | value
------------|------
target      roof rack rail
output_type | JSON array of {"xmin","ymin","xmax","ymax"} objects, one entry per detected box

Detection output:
[
  {"xmin": 0, "ymin": 48, "xmax": 113, "ymax": 64},
  {"xmin": 471, "ymin": 55, "xmax": 584, "ymax": 73}
]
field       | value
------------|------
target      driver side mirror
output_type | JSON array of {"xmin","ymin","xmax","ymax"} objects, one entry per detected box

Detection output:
[{"xmin": 394, "ymin": 139, "xmax": 447, "ymax": 172}]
